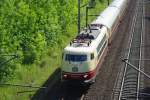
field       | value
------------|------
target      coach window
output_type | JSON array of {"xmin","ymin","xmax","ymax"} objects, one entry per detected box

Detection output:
[
  {"xmin": 96, "ymin": 34, "xmax": 106, "ymax": 52},
  {"xmin": 91, "ymin": 53, "xmax": 94, "ymax": 60}
]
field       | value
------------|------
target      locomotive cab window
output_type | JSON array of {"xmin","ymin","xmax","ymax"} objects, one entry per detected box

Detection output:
[{"xmin": 65, "ymin": 54, "xmax": 87, "ymax": 62}]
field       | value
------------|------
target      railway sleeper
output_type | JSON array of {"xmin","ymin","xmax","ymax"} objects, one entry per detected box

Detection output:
[{"xmin": 123, "ymin": 83, "xmax": 138, "ymax": 87}]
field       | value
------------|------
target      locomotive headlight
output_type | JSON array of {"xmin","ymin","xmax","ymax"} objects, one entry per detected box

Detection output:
[
  {"xmin": 83, "ymin": 74, "xmax": 88, "ymax": 78},
  {"xmin": 63, "ymin": 74, "xmax": 67, "ymax": 78}
]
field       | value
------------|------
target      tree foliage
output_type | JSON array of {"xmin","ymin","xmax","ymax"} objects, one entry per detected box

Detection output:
[{"xmin": 0, "ymin": 0, "xmax": 103, "ymax": 82}]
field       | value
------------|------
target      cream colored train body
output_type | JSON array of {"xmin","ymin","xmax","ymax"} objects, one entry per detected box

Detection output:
[{"xmin": 61, "ymin": 0, "xmax": 129, "ymax": 84}]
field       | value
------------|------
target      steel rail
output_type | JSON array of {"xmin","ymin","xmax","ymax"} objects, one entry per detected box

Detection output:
[
  {"xmin": 137, "ymin": 0, "xmax": 145, "ymax": 100},
  {"xmin": 118, "ymin": 0, "xmax": 139, "ymax": 99},
  {"xmin": 80, "ymin": 94, "xmax": 85, "ymax": 100},
  {"xmin": 137, "ymin": 0, "xmax": 144, "ymax": 99}
]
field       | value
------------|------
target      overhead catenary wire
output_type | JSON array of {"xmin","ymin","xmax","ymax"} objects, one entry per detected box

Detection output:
[{"xmin": 121, "ymin": 58, "xmax": 150, "ymax": 80}]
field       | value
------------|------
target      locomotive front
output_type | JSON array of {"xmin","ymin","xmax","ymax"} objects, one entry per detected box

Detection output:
[{"xmin": 61, "ymin": 46, "xmax": 97, "ymax": 84}]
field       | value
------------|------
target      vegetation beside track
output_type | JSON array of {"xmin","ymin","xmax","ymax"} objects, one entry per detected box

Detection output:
[{"xmin": 0, "ymin": 0, "xmax": 110, "ymax": 100}]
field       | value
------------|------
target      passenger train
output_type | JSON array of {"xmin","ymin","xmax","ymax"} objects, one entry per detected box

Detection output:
[{"xmin": 61, "ymin": 0, "xmax": 129, "ymax": 84}]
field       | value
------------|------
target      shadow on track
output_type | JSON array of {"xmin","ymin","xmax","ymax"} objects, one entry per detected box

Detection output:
[
  {"xmin": 42, "ymin": 81, "xmax": 90, "ymax": 100},
  {"xmin": 31, "ymin": 68, "xmax": 90, "ymax": 100},
  {"xmin": 60, "ymin": 85, "xmax": 90, "ymax": 100},
  {"xmin": 145, "ymin": 16, "xmax": 150, "ymax": 21},
  {"xmin": 139, "ymin": 87, "xmax": 150, "ymax": 100},
  {"xmin": 31, "ymin": 68, "xmax": 61, "ymax": 100}
]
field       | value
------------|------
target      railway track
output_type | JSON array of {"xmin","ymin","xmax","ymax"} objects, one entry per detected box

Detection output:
[{"xmin": 113, "ymin": 0, "xmax": 145, "ymax": 99}]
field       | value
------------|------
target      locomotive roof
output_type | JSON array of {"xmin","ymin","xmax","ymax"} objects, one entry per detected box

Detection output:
[
  {"xmin": 69, "ymin": 25, "xmax": 103, "ymax": 48},
  {"xmin": 64, "ymin": 26, "xmax": 107, "ymax": 53}
]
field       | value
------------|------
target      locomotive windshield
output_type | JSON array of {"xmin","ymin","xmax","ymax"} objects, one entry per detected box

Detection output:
[{"xmin": 65, "ymin": 54, "xmax": 87, "ymax": 62}]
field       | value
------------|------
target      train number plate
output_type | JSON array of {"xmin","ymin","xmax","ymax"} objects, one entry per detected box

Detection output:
[{"xmin": 72, "ymin": 67, "xmax": 78, "ymax": 72}]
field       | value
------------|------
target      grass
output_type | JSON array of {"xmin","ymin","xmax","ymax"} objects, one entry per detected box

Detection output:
[{"xmin": 0, "ymin": 1, "xmax": 111, "ymax": 100}]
